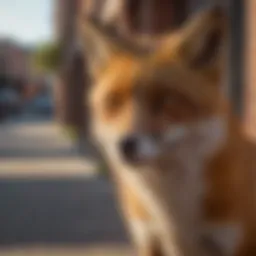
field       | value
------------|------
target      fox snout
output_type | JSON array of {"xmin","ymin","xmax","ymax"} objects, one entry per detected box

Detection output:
[
  {"xmin": 118, "ymin": 127, "xmax": 189, "ymax": 165},
  {"xmin": 119, "ymin": 136, "xmax": 138, "ymax": 163},
  {"xmin": 119, "ymin": 135, "xmax": 160, "ymax": 165}
]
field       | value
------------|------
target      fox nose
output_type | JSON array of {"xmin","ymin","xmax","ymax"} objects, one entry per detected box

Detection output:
[{"xmin": 119, "ymin": 137, "xmax": 138, "ymax": 162}]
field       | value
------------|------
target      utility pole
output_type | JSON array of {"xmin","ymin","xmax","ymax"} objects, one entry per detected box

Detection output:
[{"xmin": 229, "ymin": 0, "xmax": 244, "ymax": 117}]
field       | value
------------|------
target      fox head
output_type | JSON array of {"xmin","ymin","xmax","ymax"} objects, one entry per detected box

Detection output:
[{"xmin": 81, "ymin": 7, "xmax": 228, "ymax": 167}]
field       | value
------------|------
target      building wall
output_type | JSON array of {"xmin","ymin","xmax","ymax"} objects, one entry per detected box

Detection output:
[
  {"xmin": 81, "ymin": 0, "xmax": 188, "ymax": 34},
  {"xmin": 0, "ymin": 41, "xmax": 30, "ymax": 81},
  {"xmin": 0, "ymin": 40, "xmax": 31, "ymax": 94},
  {"xmin": 54, "ymin": 0, "xmax": 86, "ymax": 129},
  {"xmin": 244, "ymin": 0, "xmax": 256, "ymax": 137}
]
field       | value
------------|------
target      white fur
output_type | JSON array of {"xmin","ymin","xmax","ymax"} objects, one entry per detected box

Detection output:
[
  {"xmin": 164, "ymin": 126, "xmax": 189, "ymax": 144},
  {"xmin": 137, "ymin": 136, "xmax": 160, "ymax": 159},
  {"xmin": 195, "ymin": 117, "xmax": 227, "ymax": 157},
  {"xmin": 122, "ymin": 167, "xmax": 183, "ymax": 256},
  {"xmin": 163, "ymin": 117, "xmax": 227, "ymax": 159},
  {"xmin": 128, "ymin": 219, "xmax": 156, "ymax": 246}
]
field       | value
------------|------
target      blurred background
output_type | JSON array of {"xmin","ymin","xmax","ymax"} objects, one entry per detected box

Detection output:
[{"xmin": 0, "ymin": 0, "xmax": 254, "ymax": 255}]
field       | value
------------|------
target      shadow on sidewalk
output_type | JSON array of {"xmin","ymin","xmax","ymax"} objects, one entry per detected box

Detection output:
[{"xmin": 0, "ymin": 176, "xmax": 129, "ymax": 247}]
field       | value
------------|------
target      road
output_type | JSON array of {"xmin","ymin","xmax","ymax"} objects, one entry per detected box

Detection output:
[{"xmin": 0, "ymin": 116, "xmax": 130, "ymax": 255}]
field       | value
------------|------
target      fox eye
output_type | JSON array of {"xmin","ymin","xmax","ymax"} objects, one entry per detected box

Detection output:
[
  {"xmin": 151, "ymin": 93, "xmax": 170, "ymax": 114},
  {"xmin": 105, "ymin": 93, "xmax": 123, "ymax": 112}
]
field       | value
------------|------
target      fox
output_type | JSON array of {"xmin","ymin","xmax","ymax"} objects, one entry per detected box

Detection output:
[{"xmin": 80, "ymin": 6, "xmax": 256, "ymax": 256}]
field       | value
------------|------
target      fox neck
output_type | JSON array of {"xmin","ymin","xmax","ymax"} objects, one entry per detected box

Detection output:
[
  {"xmin": 204, "ymin": 112, "xmax": 245, "ymax": 220},
  {"xmin": 204, "ymin": 112, "xmax": 255, "ymax": 240},
  {"xmin": 110, "ymin": 144, "xmax": 220, "ymax": 255},
  {"xmin": 112, "ymin": 159, "xmax": 204, "ymax": 256}
]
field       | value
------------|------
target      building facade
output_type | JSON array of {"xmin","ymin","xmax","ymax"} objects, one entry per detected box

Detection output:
[{"xmin": 0, "ymin": 39, "xmax": 31, "ymax": 92}]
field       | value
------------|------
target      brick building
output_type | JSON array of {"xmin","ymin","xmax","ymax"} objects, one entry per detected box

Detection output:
[{"xmin": 0, "ymin": 39, "xmax": 31, "ymax": 93}]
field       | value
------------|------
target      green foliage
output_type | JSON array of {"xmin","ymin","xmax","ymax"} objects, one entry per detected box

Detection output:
[{"xmin": 33, "ymin": 42, "xmax": 62, "ymax": 73}]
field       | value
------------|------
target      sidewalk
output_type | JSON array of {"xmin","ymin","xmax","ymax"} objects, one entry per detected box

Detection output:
[
  {"xmin": 0, "ymin": 118, "xmax": 98, "ymax": 177},
  {"xmin": 0, "ymin": 117, "xmax": 130, "ymax": 255},
  {"xmin": 0, "ymin": 246, "xmax": 131, "ymax": 256}
]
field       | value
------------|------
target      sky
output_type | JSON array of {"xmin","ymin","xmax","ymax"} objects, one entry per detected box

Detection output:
[{"xmin": 0, "ymin": 0, "xmax": 52, "ymax": 46}]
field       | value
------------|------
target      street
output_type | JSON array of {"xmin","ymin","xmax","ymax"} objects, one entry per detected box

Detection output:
[{"xmin": 0, "ymin": 116, "xmax": 130, "ymax": 255}]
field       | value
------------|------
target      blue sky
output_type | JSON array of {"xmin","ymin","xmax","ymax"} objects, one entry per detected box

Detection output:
[{"xmin": 0, "ymin": 0, "xmax": 52, "ymax": 45}]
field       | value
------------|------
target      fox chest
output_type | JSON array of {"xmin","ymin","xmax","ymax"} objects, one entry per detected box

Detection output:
[{"xmin": 115, "ymin": 169, "xmax": 243, "ymax": 256}]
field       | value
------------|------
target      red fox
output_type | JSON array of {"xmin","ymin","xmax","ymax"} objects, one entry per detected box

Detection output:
[{"xmin": 81, "ymin": 6, "xmax": 256, "ymax": 256}]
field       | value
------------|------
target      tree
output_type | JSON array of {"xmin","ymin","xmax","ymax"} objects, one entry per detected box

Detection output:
[{"xmin": 32, "ymin": 42, "xmax": 62, "ymax": 74}]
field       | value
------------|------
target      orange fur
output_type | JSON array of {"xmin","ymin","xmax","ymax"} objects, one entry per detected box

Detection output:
[{"xmin": 81, "ymin": 6, "xmax": 256, "ymax": 256}]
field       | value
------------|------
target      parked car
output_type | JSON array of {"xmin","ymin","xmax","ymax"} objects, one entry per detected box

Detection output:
[
  {"xmin": 28, "ymin": 94, "xmax": 54, "ymax": 116},
  {"xmin": 0, "ymin": 88, "xmax": 20, "ymax": 120}
]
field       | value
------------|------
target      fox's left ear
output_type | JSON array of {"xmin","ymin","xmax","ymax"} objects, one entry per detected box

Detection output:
[
  {"xmin": 79, "ymin": 18, "xmax": 122, "ymax": 78},
  {"xmin": 178, "ymin": 6, "xmax": 228, "ymax": 71}
]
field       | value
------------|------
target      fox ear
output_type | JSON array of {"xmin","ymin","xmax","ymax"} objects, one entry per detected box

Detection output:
[
  {"xmin": 178, "ymin": 6, "xmax": 227, "ymax": 70},
  {"xmin": 80, "ymin": 18, "xmax": 121, "ymax": 78}
]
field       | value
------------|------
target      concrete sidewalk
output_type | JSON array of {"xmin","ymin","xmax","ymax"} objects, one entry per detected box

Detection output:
[{"xmin": 0, "ymin": 119, "xmax": 98, "ymax": 177}]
